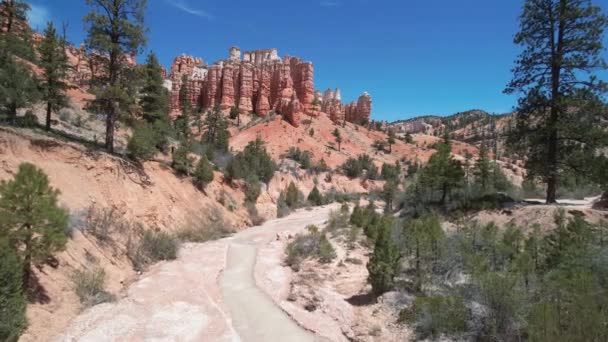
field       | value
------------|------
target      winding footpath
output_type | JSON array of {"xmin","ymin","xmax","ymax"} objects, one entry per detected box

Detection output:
[{"xmin": 56, "ymin": 205, "xmax": 337, "ymax": 342}]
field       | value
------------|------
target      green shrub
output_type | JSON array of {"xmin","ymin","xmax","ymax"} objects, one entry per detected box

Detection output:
[
  {"xmin": 402, "ymin": 295, "xmax": 468, "ymax": 339},
  {"xmin": 129, "ymin": 230, "xmax": 179, "ymax": 271},
  {"xmin": 0, "ymin": 240, "xmax": 27, "ymax": 342},
  {"xmin": 283, "ymin": 147, "xmax": 312, "ymax": 169},
  {"xmin": 341, "ymin": 154, "xmax": 377, "ymax": 179},
  {"xmin": 307, "ymin": 186, "xmax": 324, "ymax": 206},
  {"xmin": 71, "ymin": 267, "xmax": 115, "ymax": 307},
  {"xmin": 226, "ymin": 137, "xmax": 277, "ymax": 183},
  {"xmin": 176, "ymin": 212, "xmax": 233, "ymax": 243},
  {"xmin": 172, "ymin": 144, "xmax": 193, "ymax": 175},
  {"xmin": 277, "ymin": 192, "xmax": 291, "ymax": 218},
  {"xmin": 20, "ymin": 110, "xmax": 38, "ymax": 128},
  {"xmin": 318, "ymin": 234, "xmax": 337, "ymax": 263},
  {"xmin": 285, "ymin": 181, "xmax": 300, "ymax": 208},
  {"xmin": 128, "ymin": 122, "xmax": 158, "ymax": 161},
  {"xmin": 193, "ymin": 155, "xmax": 214, "ymax": 189},
  {"xmin": 245, "ymin": 181, "xmax": 262, "ymax": 203},
  {"xmin": 285, "ymin": 227, "xmax": 336, "ymax": 270}
]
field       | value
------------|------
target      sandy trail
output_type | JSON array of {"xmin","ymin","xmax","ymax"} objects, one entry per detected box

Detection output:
[{"xmin": 55, "ymin": 205, "xmax": 336, "ymax": 341}]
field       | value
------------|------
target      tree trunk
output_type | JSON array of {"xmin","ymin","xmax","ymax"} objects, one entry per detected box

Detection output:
[
  {"xmin": 441, "ymin": 183, "xmax": 448, "ymax": 204},
  {"xmin": 545, "ymin": 0, "xmax": 566, "ymax": 205},
  {"xmin": 22, "ymin": 230, "xmax": 32, "ymax": 290},
  {"xmin": 45, "ymin": 101, "xmax": 52, "ymax": 131},
  {"xmin": 105, "ymin": 102, "xmax": 116, "ymax": 153},
  {"xmin": 9, "ymin": 102, "xmax": 17, "ymax": 125}
]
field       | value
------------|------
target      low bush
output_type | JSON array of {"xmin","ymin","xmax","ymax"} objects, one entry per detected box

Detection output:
[
  {"xmin": 172, "ymin": 144, "xmax": 194, "ymax": 175},
  {"xmin": 340, "ymin": 154, "xmax": 378, "ymax": 179},
  {"xmin": 285, "ymin": 225, "xmax": 336, "ymax": 270},
  {"xmin": 177, "ymin": 211, "xmax": 233, "ymax": 243},
  {"xmin": 245, "ymin": 180, "xmax": 262, "ymax": 204},
  {"xmin": 82, "ymin": 204, "xmax": 132, "ymax": 243},
  {"xmin": 400, "ymin": 295, "xmax": 468, "ymax": 339},
  {"xmin": 277, "ymin": 192, "xmax": 291, "ymax": 218},
  {"xmin": 129, "ymin": 231, "xmax": 179, "ymax": 271},
  {"xmin": 71, "ymin": 267, "xmax": 115, "ymax": 307}
]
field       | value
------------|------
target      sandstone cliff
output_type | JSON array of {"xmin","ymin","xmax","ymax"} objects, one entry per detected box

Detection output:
[{"xmin": 166, "ymin": 47, "xmax": 372, "ymax": 127}]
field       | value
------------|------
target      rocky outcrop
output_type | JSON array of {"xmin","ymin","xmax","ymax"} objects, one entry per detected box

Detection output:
[{"xmin": 167, "ymin": 47, "xmax": 371, "ymax": 127}]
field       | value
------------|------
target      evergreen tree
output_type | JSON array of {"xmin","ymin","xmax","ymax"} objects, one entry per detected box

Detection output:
[
  {"xmin": 229, "ymin": 106, "xmax": 240, "ymax": 126},
  {"xmin": 505, "ymin": 0, "xmax": 608, "ymax": 203},
  {"xmin": 84, "ymin": 0, "xmax": 148, "ymax": 153},
  {"xmin": 474, "ymin": 143, "xmax": 492, "ymax": 191},
  {"xmin": 418, "ymin": 142, "xmax": 465, "ymax": 204},
  {"xmin": 174, "ymin": 75, "xmax": 191, "ymax": 141},
  {"xmin": 333, "ymin": 128, "xmax": 342, "ymax": 151},
  {"xmin": 382, "ymin": 179, "xmax": 397, "ymax": 212},
  {"xmin": 387, "ymin": 129, "xmax": 396, "ymax": 153},
  {"xmin": 307, "ymin": 186, "xmax": 323, "ymax": 206},
  {"xmin": 367, "ymin": 216, "xmax": 400, "ymax": 295},
  {"xmin": 193, "ymin": 154, "xmax": 214, "ymax": 189},
  {"xmin": 0, "ymin": 54, "xmax": 39, "ymax": 124},
  {"xmin": 226, "ymin": 136, "xmax": 277, "ymax": 183},
  {"xmin": 0, "ymin": 239, "xmax": 27, "ymax": 341},
  {"xmin": 285, "ymin": 181, "xmax": 299, "ymax": 208},
  {"xmin": 127, "ymin": 122, "xmax": 157, "ymax": 161},
  {"xmin": 403, "ymin": 214, "xmax": 445, "ymax": 291},
  {"xmin": 203, "ymin": 105, "xmax": 230, "ymax": 152},
  {"xmin": 140, "ymin": 52, "xmax": 169, "ymax": 127},
  {"xmin": 171, "ymin": 143, "xmax": 193, "ymax": 176},
  {"xmin": 39, "ymin": 22, "xmax": 69, "ymax": 131},
  {"xmin": 0, "ymin": 163, "xmax": 68, "ymax": 288},
  {"xmin": 1, "ymin": 0, "xmax": 29, "ymax": 33}
]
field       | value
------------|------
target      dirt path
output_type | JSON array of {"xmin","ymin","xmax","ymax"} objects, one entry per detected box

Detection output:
[{"xmin": 55, "ymin": 205, "xmax": 337, "ymax": 341}]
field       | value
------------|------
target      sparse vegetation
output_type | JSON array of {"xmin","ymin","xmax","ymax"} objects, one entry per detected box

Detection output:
[
  {"xmin": 71, "ymin": 267, "xmax": 115, "ymax": 307},
  {"xmin": 285, "ymin": 225, "xmax": 336, "ymax": 271},
  {"xmin": 128, "ymin": 230, "xmax": 179, "ymax": 272}
]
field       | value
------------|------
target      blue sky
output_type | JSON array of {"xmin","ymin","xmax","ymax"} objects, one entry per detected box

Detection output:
[{"xmin": 28, "ymin": 0, "xmax": 608, "ymax": 122}]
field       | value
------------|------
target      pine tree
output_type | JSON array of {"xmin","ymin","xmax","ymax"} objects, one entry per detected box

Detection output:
[
  {"xmin": 0, "ymin": 239, "xmax": 27, "ymax": 341},
  {"xmin": 0, "ymin": 54, "xmax": 39, "ymax": 124},
  {"xmin": 171, "ymin": 143, "xmax": 193, "ymax": 176},
  {"xmin": 193, "ymin": 154, "xmax": 214, "ymax": 189},
  {"xmin": 174, "ymin": 75, "xmax": 191, "ymax": 141},
  {"xmin": 203, "ymin": 105, "xmax": 230, "ymax": 152},
  {"xmin": 474, "ymin": 143, "xmax": 492, "ymax": 191},
  {"xmin": 505, "ymin": 0, "xmax": 608, "ymax": 203},
  {"xmin": 39, "ymin": 22, "xmax": 69, "ymax": 131},
  {"xmin": 333, "ymin": 128, "xmax": 342, "ymax": 151},
  {"xmin": 285, "ymin": 181, "xmax": 299, "ymax": 208},
  {"xmin": 140, "ymin": 52, "xmax": 169, "ymax": 126},
  {"xmin": 387, "ymin": 129, "xmax": 396, "ymax": 153},
  {"xmin": 367, "ymin": 216, "xmax": 400, "ymax": 295},
  {"xmin": 382, "ymin": 179, "xmax": 397, "ymax": 212},
  {"xmin": 0, "ymin": 163, "xmax": 68, "ymax": 288},
  {"xmin": 307, "ymin": 186, "xmax": 323, "ymax": 206},
  {"xmin": 1, "ymin": 0, "xmax": 28, "ymax": 33},
  {"xmin": 418, "ymin": 141, "xmax": 465, "ymax": 204},
  {"xmin": 84, "ymin": 0, "xmax": 148, "ymax": 153}
]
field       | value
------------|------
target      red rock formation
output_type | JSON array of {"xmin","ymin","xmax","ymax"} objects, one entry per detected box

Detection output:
[
  {"xmin": 166, "ymin": 47, "xmax": 369, "ymax": 127},
  {"xmin": 220, "ymin": 64, "xmax": 236, "ymax": 110},
  {"xmin": 238, "ymin": 63, "xmax": 254, "ymax": 113}
]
